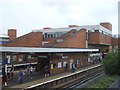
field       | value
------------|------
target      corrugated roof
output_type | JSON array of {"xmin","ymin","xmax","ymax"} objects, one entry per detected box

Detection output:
[{"xmin": 0, "ymin": 46, "xmax": 99, "ymax": 53}]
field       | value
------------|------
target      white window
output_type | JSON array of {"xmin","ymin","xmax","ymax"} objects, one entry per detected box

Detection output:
[
  {"xmin": 63, "ymin": 61, "xmax": 67, "ymax": 67},
  {"xmin": 58, "ymin": 62, "xmax": 62, "ymax": 68}
]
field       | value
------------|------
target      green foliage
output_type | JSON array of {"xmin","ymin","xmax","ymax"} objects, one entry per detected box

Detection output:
[
  {"xmin": 102, "ymin": 43, "xmax": 120, "ymax": 75},
  {"xmin": 87, "ymin": 75, "xmax": 118, "ymax": 88}
]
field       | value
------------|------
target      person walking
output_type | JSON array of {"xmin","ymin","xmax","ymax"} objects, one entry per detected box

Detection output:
[
  {"xmin": 3, "ymin": 72, "xmax": 8, "ymax": 87},
  {"xmin": 18, "ymin": 69, "xmax": 24, "ymax": 84},
  {"xmin": 10, "ymin": 65, "xmax": 14, "ymax": 79},
  {"xmin": 66, "ymin": 63, "xmax": 68, "ymax": 71},
  {"xmin": 44, "ymin": 65, "xmax": 49, "ymax": 77},
  {"xmin": 71, "ymin": 63, "xmax": 75, "ymax": 73},
  {"xmin": 26, "ymin": 65, "xmax": 30, "ymax": 77},
  {"xmin": 29, "ymin": 65, "xmax": 33, "ymax": 79},
  {"xmin": 7, "ymin": 67, "xmax": 11, "ymax": 79}
]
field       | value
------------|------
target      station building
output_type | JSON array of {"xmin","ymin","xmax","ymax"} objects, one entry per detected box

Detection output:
[
  {"xmin": 1, "ymin": 47, "xmax": 99, "ymax": 74},
  {"xmin": 0, "ymin": 22, "xmax": 119, "ymax": 87},
  {"xmin": 1, "ymin": 22, "xmax": 119, "ymax": 73}
]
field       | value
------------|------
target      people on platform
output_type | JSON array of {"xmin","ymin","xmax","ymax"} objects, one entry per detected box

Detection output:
[
  {"xmin": 26, "ymin": 65, "xmax": 30, "ymax": 77},
  {"xmin": 10, "ymin": 65, "xmax": 14, "ymax": 79},
  {"xmin": 29, "ymin": 65, "xmax": 33, "ymax": 79},
  {"xmin": 44, "ymin": 65, "xmax": 49, "ymax": 77},
  {"xmin": 18, "ymin": 69, "xmax": 24, "ymax": 84},
  {"xmin": 3, "ymin": 72, "xmax": 8, "ymax": 87},
  {"xmin": 66, "ymin": 63, "xmax": 68, "ymax": 71},
  {"xmin": 71, "ymin": 63, "xmax": 76, "ymax": 73},
  {"xmin": 7, "ymin": 67, "xmax": 11, "ymax": 79}
]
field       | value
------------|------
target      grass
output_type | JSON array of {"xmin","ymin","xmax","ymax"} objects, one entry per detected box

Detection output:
[{"xmin": 87, "ymin": 75, "xmax": 119, "ymax": 88}]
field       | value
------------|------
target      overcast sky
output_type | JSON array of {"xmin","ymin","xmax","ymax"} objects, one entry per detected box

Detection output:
[{"xmin": 0, "ymin": 0, "xmax": 119, "ymax": 37}]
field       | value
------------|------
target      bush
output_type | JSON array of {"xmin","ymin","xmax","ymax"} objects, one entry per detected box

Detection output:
[{"xmin": 102, "ymin": 43, "xmax": 120, "ymax": 75}]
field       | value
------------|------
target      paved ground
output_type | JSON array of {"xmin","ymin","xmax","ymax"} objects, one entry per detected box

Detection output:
[
  {"xmin": 2, "ymin": 64, "xmax": 101, "ymax": 89},
  {"xmin": 6, "ymin": 69, "xmax": 45, "ymax": 88},
  {"xmin": 108, "ymin": 77, "xmax": 120, "ymax": 89}
]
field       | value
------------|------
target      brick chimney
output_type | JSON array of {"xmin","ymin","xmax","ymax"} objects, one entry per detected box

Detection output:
[
  {"xmin": 43, "ymin": 27, "xmax": 52, "ymax": 29},
  {"xmin": 100, "ymin": 22, "xmax": 112, "ymax": 31},
  {"xmin": 69, "ymin": 25, "xmax": 78, "ymax": 27},
  {"xmin": 8, "ymin": 29, "xmax": 17, "ymax": 40}
]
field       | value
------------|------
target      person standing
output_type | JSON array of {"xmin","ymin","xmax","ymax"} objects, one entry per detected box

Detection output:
[
  {"xmin": 66, "ymin": 63, "xmax": 68, "ymax": 71},
  {"xmin": 10, "ymin": 65, "xmax": 14, "ymax": 79},
  {"xmin": 18, "ymin": 69, "xmax": 24, "ymax": 84},
  {"xmin": 3, "ymin": 72, "xmax": 8, "ymax": 87},
  {"xmin": 7, "ymin": 67, "xmax": 11, "ymax": 79},
  {"xmin": 71, "ymin": 63, "xmax": 75, "ymax": 73},
  {"xmin": 26, "ymin": 65, "xmax": 30, "ymax": 77},
  {"xmin": 29, "ymin": 65, "xmax": 33, "ymax": 79},
  {"xmin": 44, "ymin": 65, "xmax": 49, "ymax": 77}
]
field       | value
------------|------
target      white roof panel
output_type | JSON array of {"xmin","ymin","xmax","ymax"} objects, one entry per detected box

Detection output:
[{"xmin": 0, "ymin": 46, "xmax": 99, "ymax": 53}]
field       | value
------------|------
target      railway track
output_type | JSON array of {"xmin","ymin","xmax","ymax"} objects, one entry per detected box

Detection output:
[
  {"xmin": 66, "ymin": 70, "xmax": 104, "ymax": 89},
  {"xmin": 51, "ymin": 67, "xmax": 104, "ymax": 89},
  {"xmin": 25, "ymin": 64, "xmax": 102, "ymax": 90}
]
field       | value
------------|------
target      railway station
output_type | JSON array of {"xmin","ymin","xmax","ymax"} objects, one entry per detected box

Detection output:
[{"xmin": 0, "ymin": 22, "xmax": 119, "ymax": 89}]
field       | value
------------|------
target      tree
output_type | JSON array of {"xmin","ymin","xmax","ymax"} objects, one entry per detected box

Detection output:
[{"xmin": 102, "ymin": 43, "xmax": 120, "ymax": 75}]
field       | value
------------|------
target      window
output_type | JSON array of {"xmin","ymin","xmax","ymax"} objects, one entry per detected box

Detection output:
[
  {"xmin": 18, "ymin": 55, "xmax": 23, "ymax": 62},
  {"xmin": 63, "ymin": 61, "xmax": 67, "ymax": 67},
  {"xmin": 95, "ymin": 30, "xmax": 99, "ymax": 32},
  {"xmin": 28, "ymin": 55, "xmax": 31, "ymax": 59},
  {"xmin": 11, "ymin": 55, "xmax": 17, "ymax": 63},
  {"xmin": 44, "ymin": 33, "xmax": 47, "ymax": 38},
  {"xmin": 58, "ymin": 62, "xmax": 62, "ymax": 68}
]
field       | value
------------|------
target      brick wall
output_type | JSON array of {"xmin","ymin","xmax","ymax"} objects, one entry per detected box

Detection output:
[
  {"xmin": 50, "ymin": 52, "xmax": 90, "ymax": 74},
  {"xmin": 89, "ymin": 32, "xmax": 112, "ymax": 44},
  {"xmin": 55, "ymin": 29, "xmax": 86, "ymax": 48},
  {"xmin": 3, "ymin": 32, "xmax": 43, "ymax": 47},
  {"xmin": 43, "ymin": 29, "xmax": 77, "ymax": 47},
  {"xmin": 112, "ymin": 38, "xmax": 120, "ymax": 45},
  {"xmin": 8, "ymin": 29, "xmax": 17, "ymax": 40},
  {"xmin": 100, "ymin": 22, "xmax": 112, "ymax": 31}
]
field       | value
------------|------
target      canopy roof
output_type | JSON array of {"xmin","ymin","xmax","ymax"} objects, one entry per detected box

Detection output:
[{"xmin": 0, "ymin": 46, "xmax": 99, "ymax": 53}]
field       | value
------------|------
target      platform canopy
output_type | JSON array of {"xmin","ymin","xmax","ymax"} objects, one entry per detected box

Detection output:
[{"xmin": 0, "ymin": 46, "xmax": 99, "ymax": 53}]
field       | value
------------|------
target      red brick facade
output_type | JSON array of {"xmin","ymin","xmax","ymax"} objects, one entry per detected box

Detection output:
[
  {"xmin": 55, "ymin": 29, "xmax": 86, "ymax": 48},
  {"xmin": 89, "ymin": 32, "xmax": 112, "ymax": 44},
  {"xmin": 8, "ymin": 29, "xmax": 17, "ymax": 40},
  {"xmin": 3, "ymin": 32, "xmax": 43, "ymax": 47},
  {"xmin": 100, "ymin": 22, "xmax": 112, "ymax": 31},
  {"xmin": 112, "ymin": 38, "xmax": 120, "ymax": 45},
  {"xmin": 43, "ymin": 29, "xmax": 77, "ymax": 47},
  {"xmin": 50, "ymin": 52, "xmax": 90, "ymax": 74}
]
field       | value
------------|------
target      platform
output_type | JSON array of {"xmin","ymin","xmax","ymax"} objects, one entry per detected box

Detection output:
[{"xmin": 5, "ymin": 64, "xmax": 101, "ymax": 89}]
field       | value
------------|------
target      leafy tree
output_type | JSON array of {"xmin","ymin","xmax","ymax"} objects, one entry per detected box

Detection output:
[{"xmin": 102, "ymin": 43, "xmax": 120, "ymax": 75}]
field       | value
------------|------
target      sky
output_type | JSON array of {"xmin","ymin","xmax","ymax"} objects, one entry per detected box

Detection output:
[{"xmin": 0, "ymin": 0, "xmax": 119, "ymax": 37}]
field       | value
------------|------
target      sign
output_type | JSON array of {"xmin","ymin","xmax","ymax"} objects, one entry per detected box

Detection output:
[
  {"xmin": 38, "ymin": 56, "xmax": 47, "ymax": 58},
  {"xmin": 62, "ymin": 56, "xmax": 68, "ymax": 59},
  {"xmin": 51, "ymin": 64, "xmax": 54, "ymax": 69}
]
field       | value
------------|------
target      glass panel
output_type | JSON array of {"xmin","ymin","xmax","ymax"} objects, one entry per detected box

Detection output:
[{"xmin": 11, "ymin": 55, "xmax": 17, "ymax": 63}]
